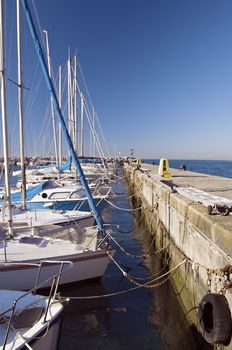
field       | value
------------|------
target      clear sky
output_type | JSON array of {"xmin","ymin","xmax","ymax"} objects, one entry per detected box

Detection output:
[{"xmin": 1, "ymin": 0, "xmax": 232, "ymax": 159}]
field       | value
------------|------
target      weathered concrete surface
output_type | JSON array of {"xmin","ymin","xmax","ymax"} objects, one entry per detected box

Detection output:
[{"xmin": 125, "ymin": 163, "xmax": 232, "ymax": 349}]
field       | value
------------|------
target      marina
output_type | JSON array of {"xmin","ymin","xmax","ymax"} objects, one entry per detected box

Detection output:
[
  {"xmin": 1, "ymin": 161, "xmax": 231, "ymax": 349},
  {"xmin": 0, "ymin": 0, "xmax": 231, "ymax": 349},
  {"xmin": 58, "ymin": 169, "xmax": 198, "ymax": 350}
]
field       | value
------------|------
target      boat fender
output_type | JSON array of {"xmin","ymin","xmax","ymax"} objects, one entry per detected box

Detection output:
[
  {"xmin": 44, "ymin": 202, "xmax": 54, "ymax": 208},
  {"xmin": 198, "ymin": 293, "xmax": 232, "ymax": 345}
]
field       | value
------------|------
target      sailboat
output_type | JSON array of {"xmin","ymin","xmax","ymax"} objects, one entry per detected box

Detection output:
[
  {"xmin": 0, "ymin": 179, "xmax": 112, "ymax": 212},
  {"xmin": 0, "ymin": 205, "xmax": 95, "ymax": 229},
  {"xmin": 28, "ymin": 182, "xmax": 112, "ymax": 211},
  {"xmin": 0, "ymin": 0, "xmax": 113, "ymax": 291},
  {"xmin": 0, "ymin": 289, "xmax": 62, "ymax": 349},
  {"xmin": 0, "ymin": 224, "xmax": 112, "ymax": 290},
  {"xmin": 0, "ymin": 259, "xmax": 68, "ymax": 349}
]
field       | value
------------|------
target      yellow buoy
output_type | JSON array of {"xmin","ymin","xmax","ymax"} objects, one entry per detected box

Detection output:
[
  {"xmin": 158, "ymin": 158, "xmax": 172, "ymax": 178},
  {"xmin": 136, "ymin": 159, "xmax": 141, "ymax": 169}
]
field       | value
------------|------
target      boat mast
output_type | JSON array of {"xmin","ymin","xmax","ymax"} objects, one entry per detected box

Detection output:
[
  {"xmin": 73, "ymin": 54, "xmax": 77, "ymax": 153},
  {"xmin": 92, "ymin": 106, "xmax": 95, "ymax": 158},
  {"xmin": 67, "ymin": 52, "xmax": 71, "ymax": 139},
  {"xmin": 70, "ymin": 57, "xmax": 75, "ymax": 150},
  {"xmin": 58, "ymin": 65, "xmax": 62, "ymax": 164},
  {"xmin": 72, "ymin": 54, "xmax": 78, "ymax": 181},
  {"xmin": 43, "ymin": 29, "xmax": 60, "ymax": 182},
  {"xmin": 21, "ymin": 0, "xmax": 107, "ymax": 237},
  {"xmin": 72, "ymin": 75, "xmax": 107, "ymax": 171},
  {"xmin": 80, "ymin": 92, "xmax": 84, "ymax": 157},
  {"xmin": 0, "ymin": 0, "xmax": 13, "ymax": 236},
  {"xmin": 89, "ymin": 107, "xmax": 92, "ymax": 158},
  {"xmin": 83, "ymin": 101, "xmax": 107, "ymax": 171},
  {"xmin": 17, "ymin": 0, "xmax": 26, "ymax": 210}
]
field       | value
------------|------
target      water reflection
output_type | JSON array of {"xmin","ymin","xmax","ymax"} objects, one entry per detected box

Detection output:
[{"xmin": 58, "ymin": 168, "xmax": 205, "ymax": 350}]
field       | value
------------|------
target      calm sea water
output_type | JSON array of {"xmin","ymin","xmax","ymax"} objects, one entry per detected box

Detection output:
[
  {"xmin": 143, "ymin": 159, "xmax": 232, "ymax": 178},
  {"xmin": 58, "ymin": 166, "xmax": 212, "ymax": 350}
]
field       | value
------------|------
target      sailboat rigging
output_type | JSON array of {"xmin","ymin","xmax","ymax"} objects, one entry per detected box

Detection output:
[{"xmin": 21, "ymin": 0, "xmax": 108, "ymax": 238}]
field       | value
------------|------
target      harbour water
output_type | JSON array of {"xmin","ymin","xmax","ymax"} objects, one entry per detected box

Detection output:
[{"xmin": 58, "ymin": 165, "xmax": 210, "ymax": 350}]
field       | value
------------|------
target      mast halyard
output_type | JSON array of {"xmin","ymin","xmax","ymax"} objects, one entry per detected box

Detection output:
[
  {"xmin": 17, "ymin": 0, "xmax": 26, "ymax": 210},
  {"xmin": 0, "ymin": 0, "xmax": 13, "ymax": 237},
  {"xmin": 58, "ymin": 65, "xmax": 62, "ymax": 165},
  {"xmin": 73, "ymin": 54, "xmax": 77, "ymax": 154},
  {"xmin": 43, "ymin": 29, "xmax": 60, "ymax": 183},
  {"xmin": 80, "ymin": 91, "xmax": 84, "ymax": 157},
  {"xmin": 21, "ymin": 0, "xmax": 107, "ymax": 237}
]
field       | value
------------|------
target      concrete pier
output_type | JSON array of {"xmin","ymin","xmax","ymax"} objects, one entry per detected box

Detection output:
[{"xmin": 125, "ymin": 162, "xmax": 232, "ymax": 349}]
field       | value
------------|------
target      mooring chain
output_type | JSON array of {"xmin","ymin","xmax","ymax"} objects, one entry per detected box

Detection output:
[
  {"xmin": 125, "ymin": 268, "xmax": 174, "ymax": 288},
  {"xmin": 108, "ymin": 230, "xmax": 169, "ymax": 259},
  {"xmin": 103, "ymin": 197, "xmax": 145, "ymax": 211},
  {"xmin": 104, "ymin": 181, "xmax": 155, "ymax": 212},
  {"xmin": 115, "ymin": 210, "xmax": 147, "ymax": 234},
  {"xmin": 122, "ymin": 258, "xmax": 186, "ymax": 289},
  {"xmin": 59, "ymin": 259, "xmax": 187, "ymax": 301},
  {"xmin": 215, "ymin": 267, "xmax": 231, "ymax": 294},
  {"xmin": 207, "ymin": 269, "xmax": 212, "ymax": 293},
  {"xmin": 108, "ymin": 251, "xmax": 186, "ymax": 287},
  {"xmin": 206, "ymin": 266, "xmax": 232, "ymax": 294},
  {"xmin": 110, "ymin": 189, "xmax": 136, "ymax": 198},
  {"xmin": 110, "ymin": 181, "xmax": 144, "ymax": 199}
]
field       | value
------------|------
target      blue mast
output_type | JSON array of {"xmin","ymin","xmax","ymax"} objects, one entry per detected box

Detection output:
[{"xmin": 21, "ymin": 0, "xmax": 107, "ymax": 237}]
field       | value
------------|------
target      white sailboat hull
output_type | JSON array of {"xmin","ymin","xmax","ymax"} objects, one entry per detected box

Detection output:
[
  {"xmin": 0, "ymin": 224, "xmax": 113, "ymax": 290},
  {"xmin": 26, "ymin": 313, "xmax": 62, "ymax": 350},
  {"xmin": 0, "ymin": 208, "xmax": 95, "ymax": 229},
  {"xmin": 0, "ymin": 250, "xmax": 111, "ymax": 290},
  {"xmin": 0, "ymin": 289, "xmax": 63, "ymax": 350}
]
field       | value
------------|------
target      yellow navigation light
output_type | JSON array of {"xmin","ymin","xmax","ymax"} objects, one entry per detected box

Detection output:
[{"xmin": 158, "ymin": 158, "xmax": 172, "ymax": 178}]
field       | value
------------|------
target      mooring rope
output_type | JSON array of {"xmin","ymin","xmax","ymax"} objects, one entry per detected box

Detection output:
[
  {"xmin": 111, "ymin": 174, "xmax": 124, "ymax": 181},
  {"xmin": 114, "ymin": 254, "xmax": 172, "ymax": 281},
  {"xmin": 134, "ymin": 256, "xmax": 172, "ymax": 281},
  {"xmin": 108, "ymin": 252, "xmax": 178, "ymax": 286},
  {"xmin": 116, "ymin": 211, "xmax": 146, "ymax": 234},
  {"xmin": 61, "ymin": 259, "xmax": 187, "ymax": 300},
  {"xmin": 108, "ymin": 229, "xmax": 169, "ymax": 260},
  {"xmin": 112, "ymin": 190, "xmax": 127, "ymax": 196},
  {"xmin": 103, "ymin": 198, "xmax": 149, "ymax": 212},
  {"xmin": 110, "ymin": 189, "xmax": 136, "ymax": 198}
]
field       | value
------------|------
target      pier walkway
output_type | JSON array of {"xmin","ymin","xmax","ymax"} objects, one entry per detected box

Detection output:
[
  {"xmin": 140, "ymin": 163, "xmax": 232, "ymax": 255},
  {"xmin": 125, "ymin": 162, "xmax": 232, "ymax": 349}
]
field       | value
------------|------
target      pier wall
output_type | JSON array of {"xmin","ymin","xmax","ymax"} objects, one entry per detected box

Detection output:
[{"xmin": 125, "ymin": 164, "xmax": 232, "ymax": 349}]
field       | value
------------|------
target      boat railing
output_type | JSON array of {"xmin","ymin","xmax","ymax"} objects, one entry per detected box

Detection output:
[{"xmin": 1, "ymin": 259, "xmax": 73, "ymax": 349}]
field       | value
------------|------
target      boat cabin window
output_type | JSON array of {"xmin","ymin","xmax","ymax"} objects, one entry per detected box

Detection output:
[
  {"xmin": 70, "ymin": 189, "xmax": 86, "ymax": 198},
  {"xmin": 49, "ymin": 192, "xmax": 70, "ymax": 199},
  {"xmin": 19, "ymin": 236, "xmax": 45, "ymax": 245}
]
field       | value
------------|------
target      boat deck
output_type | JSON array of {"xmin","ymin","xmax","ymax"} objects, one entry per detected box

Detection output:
[{"xmin": 0, "ymin": 226, "xmax": 99, "ymax": 262}]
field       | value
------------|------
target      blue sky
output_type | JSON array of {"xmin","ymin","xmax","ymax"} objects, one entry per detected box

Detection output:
[{"xmin": 1, "ymin": 0, "xmax": 232, "ymax": 159}]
